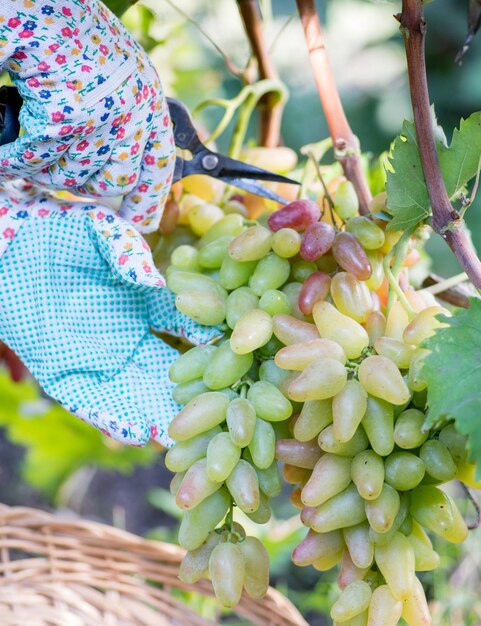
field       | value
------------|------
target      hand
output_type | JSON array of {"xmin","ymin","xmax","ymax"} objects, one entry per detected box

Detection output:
[{"xmin": 0, "ymin": 183, "xmax": 221, "ymax": 447}]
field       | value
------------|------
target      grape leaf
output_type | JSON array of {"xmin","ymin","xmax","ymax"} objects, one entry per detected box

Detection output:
[
  {"xmin": 385, "ymin": 121, "xmax": 431, "ymax": 231},
  {"xmin": 422, "ymin": 299, "xmax": 481, "ymax": 476},
  {"xmin": 386, "ymin": 113, "xmax": 481, "ymax": 231}
]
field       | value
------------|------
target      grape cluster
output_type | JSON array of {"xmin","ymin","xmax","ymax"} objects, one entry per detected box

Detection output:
[{"xmin": 162, "ymin": 171, "xmax": 477, "ymax": 624}]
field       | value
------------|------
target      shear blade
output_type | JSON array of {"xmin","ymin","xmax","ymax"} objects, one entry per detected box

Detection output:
[{"xmin": 225, "ymin": 177, "xmax": 291, "ymax": 205}]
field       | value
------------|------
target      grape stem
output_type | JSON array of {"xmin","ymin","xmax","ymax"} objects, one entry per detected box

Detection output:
[
  {"xmin": 307, "ymin": 151, "xmax": 338, "ymax": 230},
  {"xmin": 387, "ymin": 227, "xmax": 415, "ymax": 313},
  {"xmin": 383, "ymin": 252, "xmax": 416, "ymax": 320},
  {"xmin": 459, "ymin": 482, "xmax": 481, "ymax": 530},
  {"xmin": 237, "ymin": 0, "xmax": 285, "ymax": 147},
  {"xmin": 398, "ymin": 0, "xmax": 481, "ymax": 291},
  {"xmin": 295, "ymin": 0, "xmax": 372, "ymax": 215}
]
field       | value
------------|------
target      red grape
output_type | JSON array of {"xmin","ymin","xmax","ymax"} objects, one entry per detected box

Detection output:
[
  {"xmin": 298, "ymin": 272, "xmax": 331, "ymax": 315},
  {"xmin": 267, "ymin": 199, "xmax": 321, "ymax": 232},
  {"xmin": 300, "ymin": 222, "xmax": 336, "ymax": 261},
  {"xmin": 331, "ymin": 232, "xmax": 372, "ymax": 281}
]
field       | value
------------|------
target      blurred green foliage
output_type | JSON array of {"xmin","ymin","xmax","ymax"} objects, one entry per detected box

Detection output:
[{"xmin": 0, "ymin": 373, "xmax": 156, "ymax": 499}]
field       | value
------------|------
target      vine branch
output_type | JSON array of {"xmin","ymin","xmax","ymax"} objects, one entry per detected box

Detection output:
[
  {"xmin": 237, "ymin": 0, "xmax": 284, "ymax": 147},
  {"xmin": 399, "ymin": 0, "xmax": 481, "ymax": 290},
  {"xmin": 295, "ymin": 0, "xmax": 372, "ymax": 215}
]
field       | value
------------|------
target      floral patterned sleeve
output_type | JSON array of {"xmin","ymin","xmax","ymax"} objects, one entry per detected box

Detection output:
[{"xmin": 0, "ymin": 0, "xmax": 175, "ymax": 235}]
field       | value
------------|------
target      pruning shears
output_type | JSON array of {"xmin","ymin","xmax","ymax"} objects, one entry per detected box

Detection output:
[{"xmin": 0, "ymin": 86, "xmax": 299, "ymax": 204}]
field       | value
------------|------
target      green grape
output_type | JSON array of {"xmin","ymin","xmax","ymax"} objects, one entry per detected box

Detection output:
[
  {"xmin": 410, "ymin": 485, "xmax": 454, "ymax": 538},
  {"xmin": 245, "ymin": 491, "xmax": 272, "ymax": 524},
  {"xmin": 172, "ymin": 379, "xmax": 210, "ymax": 404},
  {"xmin": 365, "ymin": 483, "xmax": 400, "ymax": 534},
  {"xmin": 351, "ymin": 450, "xmax": 384, "ymax": 501},
  {"xmin": 198, "ymin": 213, "xmax": 245, "ymax": 247},
  {"xmin": 407, "ymin": 527, "xmax": 440, "ymax": 571},
  {"xmin": 291, "ymin": 259, "xmax": 318, "ymax": 282},
  {"xmin": 272, "ymin": 314, "xmax": 319, "ymax": 345},
  {"xmin": 238, "ymin": 537, "xmax": 270, "ymax": 599},
  {"xmin": 179, "ymin": 531, "xmax": 226, "ymax": 584},
  {"xmin": 358, "ymin": 355, "xmax": 410, "ymax": 405},
  {"xmin": 332, "ymin": 379, "xmax": 368, "ymax": 443},
  {"xmin": 259, "ymin": 359, "xmax": 292, "ymax": 388},
  {"xmin": 313, "ymin": 301, "xmax": 369, "ymax": 359},
  {"xmin": 282, "ymin": 281, "xmax": 307, "ymax": 319},
  {"xmin": 226, "ymin": 397, "xmax": 257, "ymax": 447},
  {"xmin": 330, "ymin": 580, "xmax": 372, "ymax": 623},
  {"xmin": 247, "ymin": 380, "xmax": 293, "ymax": 422},
  {"xmin": 203, "ymin": 341, "xmax": 253, "ymax": 390},
  {"xmin": 175, "ymin": 458, "xmax": 220, "ymax": 510},
  {"xmin": 225, "ymin": 286, "xmax": 259, "ymax": 329},
  {"xmin": 170, "ymin": 472, "xmax": 184, "ymax": 496},
  {"xmin": 364, "ymin": 251, "xmax": 385, "ymax": 291},
  {"xmin": 362, "ymin": 396, "xmax": 394, "ymax": 456},
  {"xmin": 230, "ymin": 309, "xmax": 273, "ymax": 354},
  {"xmin": 258, "ymin": 289, "xmax": 291, "ymax": 316},
  {"xmin": 226, "ymin": 459, "xmax": 260, "ymax": 513},
  {"xmin": 169, "ymin": 392, "xmax": 229, "ymax": 441},
  {"xmin": 319, "ymin": 424, "xmax": 369, "ymax": 457},
  {"xmin": 330, "ymin": 272, "xmax": 373, "ymax": 324},
  {"xmin": 369, "ymin": 493, "xmax": 410, "ymax": 546},
  {"xmin": 375, "ymin": 532, "xmax": 415, "ymax": 601},
  {"xmin": 393, "ymin": 408, "xmax": 429, "ymax": 449},
  {"xmin": 333, "ymin": 612, "xmax": 368, "ymax": 626},
  {"xmin": 178, "ymin": 489, "xmax": 231, "ymax": 551},
  {"xmin": 169, "ymin": 345, "xmax": 217, "ymax": 384},
  {"xmin": 258, "ymin": 335, "xmax": 284, "ymax": 357},
  {"xmin": 275, "ymin": 338, "xmax": 346, "ymax": 371},
  {"xmin": 197, "ymin": 235, "xmax": 234, "ymax": 269},
  {"xmin": 439, "ymin": 493, "xmax": 468, "ymax": 544},
  {"xmin": 288, "ymin": 357, "xmax": 347, "ymax": 402},
  {"xmin": 188, "ymin": 202, "xmax": 224, "ymax": 236},
  {"xmin": 228, "ymin": 225, "xmax": 272, "ymax": 261},
  {"xmin": 176, "ymin": 290, "xmax": 226, "ymax": 326},
  {"xmin": 209, "ymin": 542, "xmax": 245, "ymax": 608},
  {"xmin": 419, "ymin": 439, "xmax": 457, "ymax": 483},
  {"xmin": 438, "ymin": 423, "xmax": 468, "ymax": 466},
  {"xmin": 249, "ymin": 252, "xmax": 291, "ymax": 296},
  {"xmin": 219, "ymin": 256, "xmax": 257, "ymax": 290},
  {"xmin": 334, "ymin": 180, "xmax": 359, "ymax": 220},
  {"xmin": 255, "ymin": 460, "xmax": 283, "ymax": 498},
  {"xmin": 165, "ymin": 426, "xmax": 222, "ymax": 473},
  {"xmin": 367, "ymin": 585, "xmax": 402, "ymax": 626},
  {"xmin": 167, "ymin": 270, "xmax": 226, "ymax": 298},
  {"xmin": 384, "ymin": 452, "xmax": 425, "ymax": 491},
  {"xmin": 343, "ymin": 522, "xmax": 374, "ymax": 570},
  {"xmin": 408, "ymin": 347, "xmax": 429, "ymax": 391},
  {"xmin": 294, "ymin": 399, "xmax": 333, "ymax": 442},
  {"xmin": 345, "ymin": 216, "xmax": 385, "ymax": 250},
  {"xmin": 365, "ymin": 310, "xmax": 386, "ymax": 346},
  {"xmin": 401, "ymin": 576, "xmax": 432, "ymax": 626},
  {"xmin": 272, "ymin": 227, "xmax": 302, "ymax": 258},
  {"xmin": 403, "ymin": 305, "xmax": 449, "ymax": 346},
  {"xmin": 374, "ymin": 336, "xmax": 415, "ymax": 369},
  {"xmin": 170, "ymin": 244, "xmax": 199, "ymax": 271},
  {"xmin": 301, "ymin": 453, "xmax": 352, "ymax": 507},
  {"xmin": 206, "ymin": 432, "xmax": 242, "ymax": 482},
  {"xmin": 292, "ymin": 529, "xmax": 344, "ymax": 567},
  {"xmin": 248, "ymin": 418, "xmax": 276, "ymax": 469},
  {"xmin": 309, "ymin": 484, "xmax": 367, "ymax": 533}
]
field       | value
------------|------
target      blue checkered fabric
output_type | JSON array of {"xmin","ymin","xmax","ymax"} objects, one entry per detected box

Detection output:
[{"xmin": 0, "ymin": 188, "xmax": 221, "ymax": 448}]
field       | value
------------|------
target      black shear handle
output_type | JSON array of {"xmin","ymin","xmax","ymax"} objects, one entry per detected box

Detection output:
[{"xmin": 0, "ymin": 86, "xmax": 23, "ymax": 147}]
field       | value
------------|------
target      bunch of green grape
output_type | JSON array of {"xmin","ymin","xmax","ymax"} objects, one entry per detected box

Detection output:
[{"xmin": 162, "ymin": 174, "xmax": 478, "ymax": 624}]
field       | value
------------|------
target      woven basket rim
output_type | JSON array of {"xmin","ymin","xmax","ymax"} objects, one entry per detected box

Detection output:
[{"xmin": 0, "ymin": 504, "xmax": 309, "ymax": 626}]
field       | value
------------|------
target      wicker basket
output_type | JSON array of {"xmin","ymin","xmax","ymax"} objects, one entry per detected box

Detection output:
[{"xmin": 0, "ymin": 505, "xmax": 309, "ymax": 626}]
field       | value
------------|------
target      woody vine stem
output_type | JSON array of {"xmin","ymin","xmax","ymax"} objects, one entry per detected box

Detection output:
[{"xmin": 399, "ymin": 0, "xmax": 481, "ymax": 291}]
